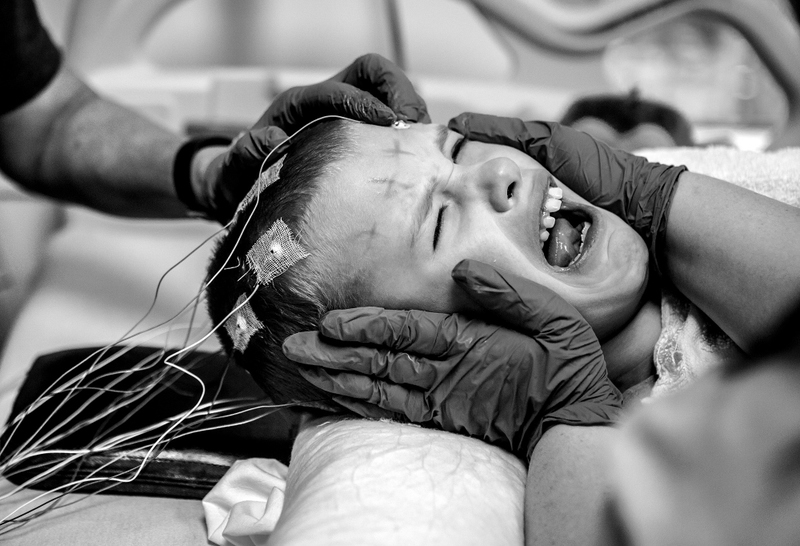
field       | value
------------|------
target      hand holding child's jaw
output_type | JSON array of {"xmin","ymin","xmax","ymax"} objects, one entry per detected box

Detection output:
[{"xmin": 268, "ymin": 416, "xmax": 526, "ymax": 546}]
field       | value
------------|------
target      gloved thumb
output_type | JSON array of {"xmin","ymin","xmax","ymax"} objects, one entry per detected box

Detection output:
[
  {"xmin": 448, "ymin": 113, "xmax": 556, "ymax": 162},
  {"xmin": 451, "ymin": 259, "xmax": 586, "ymax": 340}
]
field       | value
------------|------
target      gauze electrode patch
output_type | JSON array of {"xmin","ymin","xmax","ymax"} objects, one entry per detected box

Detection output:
[
  {"xmin": 246, "ymin": 219, "xmax": 309, "ymax": 286},
  {"xmin": 236, "ymin": 156, "xmax": 286, "ymax": 216},
  {"xmin": 225, "ymin": 294, "xmax": 264, "ymax": 352}
]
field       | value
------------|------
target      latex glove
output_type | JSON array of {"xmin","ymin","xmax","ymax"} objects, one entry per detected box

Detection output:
[
  {"xmin": 196, "ymin": 54, "xmax": 429, "ymax": 223},
  {"xmin": 448, "ymin": 113, "xmax": 687, "ymax": 274},
  {"xmin": 283, "ymin": 260, "xmax": 621, "ymax": 462}
]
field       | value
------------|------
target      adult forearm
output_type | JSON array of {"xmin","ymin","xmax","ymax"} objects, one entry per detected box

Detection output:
[
  {"xmin": 525, "ymin": 425, "xmax": 615, "ymax": 546},
  {"xmin": 0, "ymin": 66, "xmax": 190, "ymax": 218},
  {"xmin": 664, "ymin": 171, "xmax": 800, "ymax": 351}
]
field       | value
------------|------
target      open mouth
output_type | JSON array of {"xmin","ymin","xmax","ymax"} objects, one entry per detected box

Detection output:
[{"xmin": 538, "ymin": 180, "xmax": 593, "ymax": 268}]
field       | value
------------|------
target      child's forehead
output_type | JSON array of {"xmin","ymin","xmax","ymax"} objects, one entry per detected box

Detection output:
[{"xmin": 351, "ymin": 122, "xmax": 444, "ymax": 148}]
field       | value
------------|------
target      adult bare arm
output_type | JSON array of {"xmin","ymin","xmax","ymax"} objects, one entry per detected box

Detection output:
[
  {"xmin": 525, "ymin": 425, "xmax": 616, "ymax": 546},
  {"xmin": 0, "ymin": 65, "xmax": 187, "ymax": 217},
  {"xmin": 663, "ymin": 172, "xmax": 800, "ymax": 351}
]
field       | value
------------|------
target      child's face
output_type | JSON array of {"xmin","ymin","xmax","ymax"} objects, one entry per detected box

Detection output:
[{"xmin": 305, "ymin": 123, "xmax": 649, "ymax": 339}]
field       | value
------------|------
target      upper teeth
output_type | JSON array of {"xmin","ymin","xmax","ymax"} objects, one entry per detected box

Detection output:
[{"xmin": 540, "ymin": 187, "xmax": 563, "ymax": 245}]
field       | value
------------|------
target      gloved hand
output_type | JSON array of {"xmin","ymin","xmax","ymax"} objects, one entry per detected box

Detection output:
[
  {"xmin": 447, "ymin": 113, "xmax": 687, "ymax": 274},
  {"xmin": 184, "ymin": 54, "xmax": 429, "ymax": 223},
  {"xmin": 283, "ymin": 259, "xmax": 621, "ymax": 462}
]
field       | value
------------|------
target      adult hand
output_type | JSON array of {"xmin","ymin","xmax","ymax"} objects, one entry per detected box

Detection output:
[
  {"xmin": 448, "ymin": 113, "xmax": 686, "ymax": 273},
  {"xmin": 193, "ymin": 54, "xmax": 429, "ymax": 223},
  {"xmin": 283, "ymin": 260, "xmax": 621, "ymax": 462}
]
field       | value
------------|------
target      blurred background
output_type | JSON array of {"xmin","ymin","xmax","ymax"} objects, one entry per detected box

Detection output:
[
  {"xmin": 1, "ymin": 0, "xmax": 799, "ymax": 378},
  {"xmin": 31, "ymin": 0, "xmax": 800, "ymax": 148}
]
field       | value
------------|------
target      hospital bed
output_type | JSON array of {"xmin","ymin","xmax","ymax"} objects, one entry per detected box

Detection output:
[{"xmin": 1, "ymin": 0, "xmax": 799, "ymax": 543}]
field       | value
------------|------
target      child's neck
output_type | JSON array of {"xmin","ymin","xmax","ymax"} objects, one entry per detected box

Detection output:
[{"xmin": 601, "ymin": 300, "xmax": 661, "ymax": 393}]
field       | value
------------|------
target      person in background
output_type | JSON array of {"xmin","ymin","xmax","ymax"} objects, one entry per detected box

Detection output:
[
  {"xmin": 0, "ymin": 0, "xmax": 429, "ymax": 224},
  {"xmin": 559, "ymin": 90, "xmax": 694, "ymax": 151}
]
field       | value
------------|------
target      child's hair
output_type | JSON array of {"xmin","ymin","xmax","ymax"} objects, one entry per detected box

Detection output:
[{"xmin": 206, "ymin": 119, "xmax": 370, "ymax": 410}]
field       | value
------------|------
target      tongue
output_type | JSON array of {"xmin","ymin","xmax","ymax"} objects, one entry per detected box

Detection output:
[{"xmin": 546, "ymin": 218, "xmax": 581, "ymax": 267}]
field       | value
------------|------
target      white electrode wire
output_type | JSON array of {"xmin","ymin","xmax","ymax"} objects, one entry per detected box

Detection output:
[
  {"xmin": 0, "ymin": 222, "xmax": 229, "ymax": 458},
  {"xmin": 2, "ymin": 360, "xmax": 247, "ymax": 523},
  {"xmin": 1, "ymin": 334, "xmax": 208, "ymax": 469},
  {"xmin": 1, "ymin": 399, "xmax": 287, "ymax": 509},
  {"xmin": 0, "ymin": 330, "xmax": 208, "ymax": 475},
  {"xmin": 2, "ymin": 276, "xmax": 223, "ymax": 526},
  {"xmin": 0, "ymin": 374, "xmax": 196, "ymax": 507},
  {"xmin": 4, "ymin": 318, "xmax": 222, "ymax": 492},
  {"xmin": 103, "ymin": 286, "xmax": 263, "ymax": 469},
  {"xmin": 0, "ymin": 325, "xmax": 193, "ymax": 464},
  {"xmin": 0, "ymin": 444, "xmax": 168, "ymax": 526},
  {"xmin": 0, "ymin": 317, "xmax": 202, "ymax": 449},
  {"xmin": 5, "ymin": 113, "xmax": 348, "ymax": 461},
  {"xmin": 0, "ymin": 343, "xmax": 162, "ymax": 464},
  {"xmin": 1, "ymin": 398, "xmax": 294, "ymax": 525},
  {"xmin": 72, "ymin": 287, "xmax": 265, "ymax": 496},
  {"xmin": 1, "ymin": 341, "xmax": 152, "ymax": 434},
  {"xmin": 5, "ymin": 318, "xmax": 208, "ymax": 439},
  {"xmin": 102, "ymin": 400, "xmax": 293, "ymax": 451},
  {"xmin": 6, "ymin": 369, "xmax": 174, "ymax": 465}
]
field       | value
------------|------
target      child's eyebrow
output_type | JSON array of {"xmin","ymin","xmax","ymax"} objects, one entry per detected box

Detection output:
[{"xmin": 409, "ymin": 126, "xmax": 450, "ymax": 249}]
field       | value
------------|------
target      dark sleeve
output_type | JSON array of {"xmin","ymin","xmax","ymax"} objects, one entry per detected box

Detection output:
[{"xmin": 1, "ymin": 0, "xmax": 62, "ymax": 116}]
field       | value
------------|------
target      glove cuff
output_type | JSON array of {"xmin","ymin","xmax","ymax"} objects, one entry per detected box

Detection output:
[
  {"xmin": 648, "ymin": 164, "xmax": 687, "ymax": 278},
  {"xmin": 173, "ymin": 136, "xmax": 232, "ymax": 217}
]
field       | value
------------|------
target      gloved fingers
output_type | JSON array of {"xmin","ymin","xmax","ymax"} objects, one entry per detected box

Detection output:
[
  {"xmin": 448, "ymin": 113, "xmax": 542, "ymax": 152},
  {"xmin": 261, "ymin": 81, "xmax": 395, "ymax": 134},
  {"xmin": 284, "ymin": 330, "xmax": 452, "ymax": 389},
  {"xmin": 225, "ymin": 125, "xmax": 289, "ymax": 179},
  {"xmin": 451, "ymin": 259, "xmax": 590, "ymax": 340},
  {"xmin": 239, "ymin": 125, "xmax": 290, "ymax": 157},
  {"xmin": 317, "ymin": 307, "xmax": 483, "ymax": 359},
  {"xmin": 298, "ymin": 367, "xmax": 435, "ymax": 422},
  {"xmin": 210, "ymin": 126, "xmax": 289, "ymax": 223},
  {"xmin": 333, "ymin": 53, "xmax": 430, "ymax": 123}
]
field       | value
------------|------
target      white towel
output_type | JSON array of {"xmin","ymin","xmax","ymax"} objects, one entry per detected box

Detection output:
[
  {"xmin": 203, "ymin": 458, "xmax": 289, "ymax": 546},
  {"xmin": 637, "ymin": 145, "xmax": 800, "ymax": 206}
]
